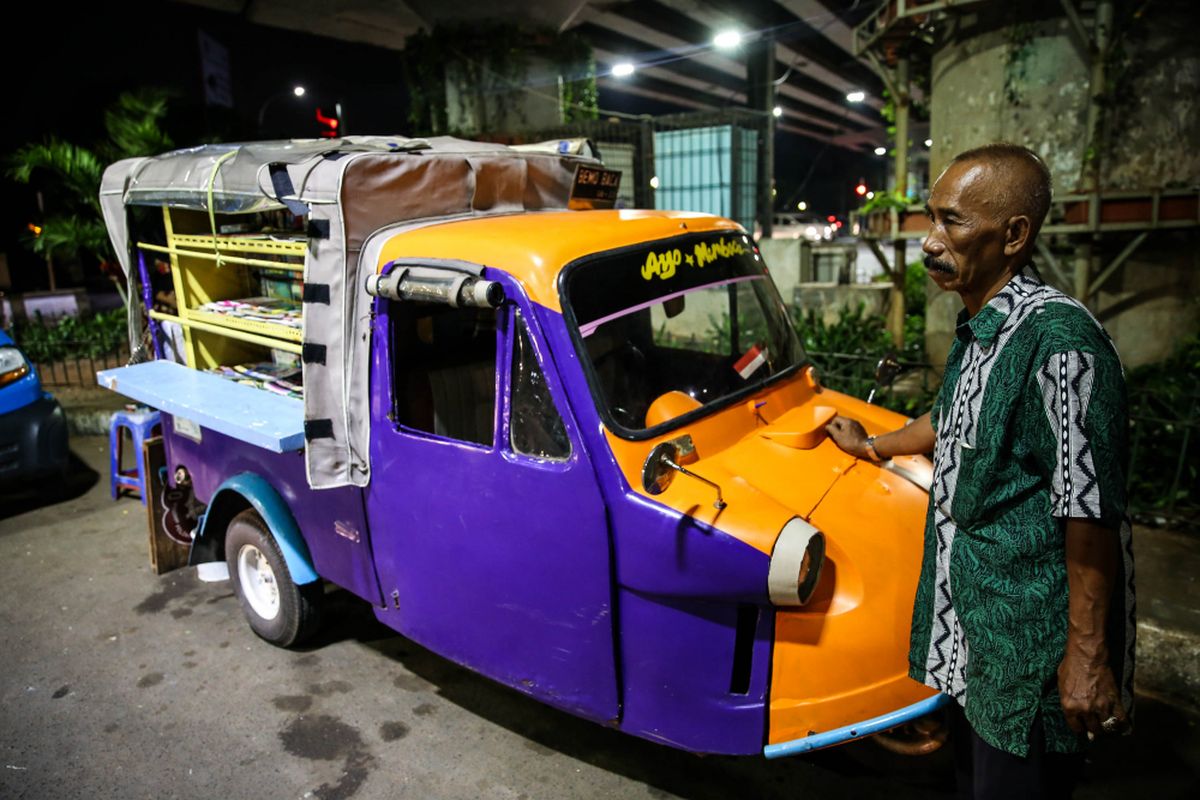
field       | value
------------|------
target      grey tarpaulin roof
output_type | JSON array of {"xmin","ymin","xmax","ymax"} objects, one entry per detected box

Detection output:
[{"xmin": 100, "ymin": 135, "xmax": 601, "ymax": 489}]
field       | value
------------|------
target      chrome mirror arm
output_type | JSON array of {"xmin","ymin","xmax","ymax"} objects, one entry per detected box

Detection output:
[{"xmin": 666, "ymin": 458, "xmax": 727, "ymax": 510}]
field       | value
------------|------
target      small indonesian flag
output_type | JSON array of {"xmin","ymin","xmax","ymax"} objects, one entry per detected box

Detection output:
[{"xmin": 733, "ymin": 344, "xmax": 767, "ymax": 379}]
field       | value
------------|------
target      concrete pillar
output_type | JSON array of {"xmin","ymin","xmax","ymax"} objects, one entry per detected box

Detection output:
[{"xmin": 926, "ymin": 3, "xmax": 1199, "ymax": 368}]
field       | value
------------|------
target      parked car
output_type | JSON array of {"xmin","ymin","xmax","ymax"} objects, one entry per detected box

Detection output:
[
  {"xmin": 0, "ymin": 329, "xmax": 69, "ymax": 488},
  {"xmin": 770, "ymin": 212, "xmax": 833, "ymax": 241}
]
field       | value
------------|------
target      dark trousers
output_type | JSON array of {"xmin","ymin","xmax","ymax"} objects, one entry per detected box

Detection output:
[{"xmin": 952, "ymin": 704, "xmax": 1084, "ymax": 799}]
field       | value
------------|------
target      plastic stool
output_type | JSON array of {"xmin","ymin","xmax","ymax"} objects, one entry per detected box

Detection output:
[{"xmin": 110, "ymin": 408, "xmax": 162, "ymax": 504}]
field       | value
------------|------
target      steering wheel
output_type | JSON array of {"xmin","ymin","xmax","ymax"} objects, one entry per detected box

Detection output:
[
  {"xmin": 593, "ymin": 342, "xmax": 650, "ymax": 427},
  {"xmin": 594, "ymin": 341, "xmax": 648, "ymax": 372}
]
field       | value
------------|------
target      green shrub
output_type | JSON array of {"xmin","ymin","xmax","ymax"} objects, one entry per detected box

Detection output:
[
  {"xmin": 857, "ymin": 189, "xmax": 909, "ymax": 215},
  {"xmin": 1126, "ymin": 335, "xmax": 1200, "ymax": 527},
  {"xmin": 791, "ymin": 302, "xmax": 937, "ymax": 416},
  {"xmin": 905, "ymin": 259, "xmax": 928, "ymax": 317},
  {"xmin": 11, "ymin": 309, "xmax": 126, "ymax": 363}
]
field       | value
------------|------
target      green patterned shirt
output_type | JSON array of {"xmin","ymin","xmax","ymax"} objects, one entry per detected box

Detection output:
[{"xmin": 909, "ymin": 266, "xmax": 1135, "ymax": 757}]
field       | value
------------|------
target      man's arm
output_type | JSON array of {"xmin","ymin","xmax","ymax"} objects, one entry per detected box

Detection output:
[
  {"xmin": 1058, "ymin": 518, "xmax": 1128, "ymax": 736},
  {"xmin": 825, "ymin": 412, "xmax": 935, "ymax": 460}
]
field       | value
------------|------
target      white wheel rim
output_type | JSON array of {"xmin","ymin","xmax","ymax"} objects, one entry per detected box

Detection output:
[{"xmin": 237, "ymin": 544, "xmax": 280, "ymax": 621}]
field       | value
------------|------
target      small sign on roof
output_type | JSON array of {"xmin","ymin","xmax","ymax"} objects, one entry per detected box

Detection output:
[{"xmin": 569, "ymin": 165, "xmax": 622, "ymax": 210}]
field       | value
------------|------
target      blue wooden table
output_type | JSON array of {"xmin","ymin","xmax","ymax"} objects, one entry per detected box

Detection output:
[{"xmin": 97, "ymin": 360, "xmax": 305, "ymax": 453}]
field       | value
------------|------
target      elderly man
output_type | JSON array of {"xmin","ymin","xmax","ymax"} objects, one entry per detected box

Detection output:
[{"xmin": 826, "ymin": 143, "xmax": 1134, "ymax": 798}]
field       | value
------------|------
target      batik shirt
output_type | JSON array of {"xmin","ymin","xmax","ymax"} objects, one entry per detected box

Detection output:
[{"xmin": 909, "ymin": 265, "xmax": 1136, "ymax": 757}]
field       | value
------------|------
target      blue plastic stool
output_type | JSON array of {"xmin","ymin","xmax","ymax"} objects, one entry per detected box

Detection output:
[{"xmin": 110, "ymin": 408, "xmax": 162, "ymax": 504}]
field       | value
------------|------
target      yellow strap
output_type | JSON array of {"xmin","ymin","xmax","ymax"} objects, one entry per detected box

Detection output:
[{"xmin": 205, "ymin": 149, "xmax": 239, "ymax": 267}]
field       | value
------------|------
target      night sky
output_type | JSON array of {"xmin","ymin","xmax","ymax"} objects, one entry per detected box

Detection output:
[{"xmin": 1, "ymin": 0, "xmax": 877, "ymax": 293}]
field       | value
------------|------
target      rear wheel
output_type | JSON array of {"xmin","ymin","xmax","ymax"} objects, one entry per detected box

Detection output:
[{"xmin": 225, "ymin": 509, "xmax": 321, "ymax": 647}]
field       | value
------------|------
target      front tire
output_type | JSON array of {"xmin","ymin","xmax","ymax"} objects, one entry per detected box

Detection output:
[
  {"xmin": 225, "ymin": 509, "xmax": 321, "ymax": 647},
  {"xmin": 842, "ymin": 706, "xmax": 954, "ymax": 786}
]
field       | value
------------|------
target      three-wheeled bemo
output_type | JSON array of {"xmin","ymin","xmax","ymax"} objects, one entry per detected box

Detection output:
[{"xmin": 97, "ymin": 137, "xmax": 948, "ymax": 759}]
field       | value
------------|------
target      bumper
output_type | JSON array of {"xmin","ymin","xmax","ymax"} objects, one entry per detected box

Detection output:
[
  {"xmin": 0, "ymin": 394, "xmax": 69, "ymax": 486},
  {"xmin": 763, "ymin": 692, "xmax": 952, "ymax": 759}
]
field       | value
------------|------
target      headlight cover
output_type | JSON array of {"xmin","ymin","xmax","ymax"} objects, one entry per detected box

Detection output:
[
  {"xmin": 767, "ymin": 517, "xmax": 826, "ymax": 606},
  {"xmin": 0, "ymin": 346, "xmax": 29, "ymax": 387}
]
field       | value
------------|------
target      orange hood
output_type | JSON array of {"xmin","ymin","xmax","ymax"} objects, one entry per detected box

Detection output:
[{"xmin": 604, "ymin": 366, "xmax": 939, "ymax": 742}]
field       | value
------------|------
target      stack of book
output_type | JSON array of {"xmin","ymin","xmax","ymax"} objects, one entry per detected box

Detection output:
[
  {"xmin": 209, "ymin": 363, "xmax": 303, "ymax": 399},
  {"xmin": 197, "ymin": 297, "xmax": 302, "ymax": 329}
]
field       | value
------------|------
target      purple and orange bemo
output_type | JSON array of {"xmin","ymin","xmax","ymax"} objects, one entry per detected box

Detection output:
[{"xmin": 160, "ymin": 209, "xmax": 945, "ymax": 758}]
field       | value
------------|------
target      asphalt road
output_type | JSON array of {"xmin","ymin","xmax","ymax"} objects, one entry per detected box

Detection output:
[{"xmin": 2, "ymin": 436, "xmax": 1197, "ymax": 800}]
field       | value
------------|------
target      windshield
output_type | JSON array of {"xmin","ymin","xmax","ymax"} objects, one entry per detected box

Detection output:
[{"xmin": 565, "ymin": 230, "xmax": 808, "ymax": 434}]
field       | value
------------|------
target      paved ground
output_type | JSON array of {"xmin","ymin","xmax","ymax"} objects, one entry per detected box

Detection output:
[{"xmin": 2, "ymin": 436, "xmax": 1198, "ymax": 800}]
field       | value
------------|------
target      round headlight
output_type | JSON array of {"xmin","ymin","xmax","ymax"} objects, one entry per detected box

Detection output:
[
  {"xmin": 768, "ymin": 518, "xmax": 826, "ymax": 606},
  {"xmin": 0, "ymin": 346, "xmax": 30, "ymax": 388}
]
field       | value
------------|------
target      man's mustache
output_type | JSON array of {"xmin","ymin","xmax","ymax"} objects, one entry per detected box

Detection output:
[{"xmin": 924, "ymin": 255, "xmax": 957, "ymax": 275}]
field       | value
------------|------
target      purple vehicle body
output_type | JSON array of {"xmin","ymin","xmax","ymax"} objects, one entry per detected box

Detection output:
[{"xmin": 162, "ymin": 265, "xmax": 776, "ymax": 756}]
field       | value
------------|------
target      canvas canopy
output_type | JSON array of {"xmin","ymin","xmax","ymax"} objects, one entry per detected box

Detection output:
[{"xmin": 100, "ymin": 135, "xmax": 601, "ymax": 489}]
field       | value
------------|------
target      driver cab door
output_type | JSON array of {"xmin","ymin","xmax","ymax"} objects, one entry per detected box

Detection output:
[{"xmin": 364, "ymin": 269, "xmax": 618, "ymax": 723}]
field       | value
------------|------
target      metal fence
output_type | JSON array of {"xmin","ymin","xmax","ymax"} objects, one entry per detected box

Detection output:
[
  {"xmin": 811, "ymin": 351, "xmax": 1199, "ymax": 533},
  {"xmin": 6, "ymin": 310, "xmax": 130, "ymax": 388},
  {"xmin": 807, "ymin": 351, "xmax": 940, "ymax": 416},
  {"xmin": 1128, "ymin": 391, "xmax": 1199, "ymax": 531},
  {"xmin": 30, "ymin": 344, "xmax": 130, "ymax": 387}
]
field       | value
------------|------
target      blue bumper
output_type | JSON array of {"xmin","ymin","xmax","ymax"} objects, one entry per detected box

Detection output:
[
  {"xmin": 0, "ymin": 393, "xmax": 69, "ymax": 486},
  {"xmin": 763, "ymin": 692, "xmax": 953, "ymax": 759}
]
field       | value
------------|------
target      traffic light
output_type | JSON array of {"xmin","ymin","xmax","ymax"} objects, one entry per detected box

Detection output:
[
  {"xmin": 854, "ymin": 179, "xmax": 868, "ymax": 197},
  {"xmin": 315, "ymin": 106, "xmax": 340, "ymax": 138}
]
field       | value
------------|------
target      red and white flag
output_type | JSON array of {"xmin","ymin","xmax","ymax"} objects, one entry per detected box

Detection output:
[{"xmin": 733, "ymin": 344, "xmax": 767, "ymax": 379}]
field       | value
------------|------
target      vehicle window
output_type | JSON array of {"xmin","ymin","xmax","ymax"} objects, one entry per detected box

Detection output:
[
  {"xmin": 566, "ymin": 231, "xmax": 807, "ymax": 433},
  {"xmin": 510, "ymin": 315, "xmax": 571, "ymax": 460},
  {"xmin": 389, "ymin": 301, "xmax": 497, "ymax": 446}
]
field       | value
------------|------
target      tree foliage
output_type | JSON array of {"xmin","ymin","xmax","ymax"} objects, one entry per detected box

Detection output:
[{"xmin": 6, "ymin": 88, "xmax": 174, "ymax": 267}]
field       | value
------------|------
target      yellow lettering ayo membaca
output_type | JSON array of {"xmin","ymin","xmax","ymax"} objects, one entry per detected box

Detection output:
[
  {"xmin": 641, "ymin": 237, "xmax": 747, "ymax": 281},
  {"xmin": 693, "ymin": 237, "xmax": 747, "ymax": 268},
  {"xmin": 642, "ymin": 248, "xmax": 683, "ymax": 280}
]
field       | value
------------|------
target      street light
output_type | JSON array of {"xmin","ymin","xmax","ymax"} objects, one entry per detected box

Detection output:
[
  {"xmin": 257, "ymin": 85, "xmax": 306, "ymax": 133},
  {"xmin": 846, "ymin": 90, "xmax": 866, "ymax": 103},
  {"xmin": 772, "ymin": 105, "xmax": 783, "ymax": 118},
  {"xmin": 874, "ymin": 146, "xmax": 887, "ymax": 156},
  {"xmin": 713, "ymin": 30, "xmax": 742, "ymax": 49},
  {"xmin": 612, "ymin": 62, "xmax": 635, "ymax": 77}
]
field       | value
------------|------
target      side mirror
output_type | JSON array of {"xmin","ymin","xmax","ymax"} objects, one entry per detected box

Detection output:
[
  {"xmin": 641, "ymin": 438, "xmax": 727, "ymax": 510},
  {"xmin": 642, "ymin": 441, "xmax": 680, "ymax": 495},
  {"xmin": 868, "ymin": 352, "xmax": 902, "ymax": 404}
]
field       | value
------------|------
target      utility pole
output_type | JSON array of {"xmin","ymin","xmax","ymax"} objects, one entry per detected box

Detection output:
[
  {"xmin": 1075, "ymin": 0, "xmax": 1115, "ymax": 304},
  {"xmin": 747, "ymin": 33, "xmax": 775, "ymax": 238},
  {"xmin": 889, "ymin": 55, "xmax": 911, "ymax": 349}
]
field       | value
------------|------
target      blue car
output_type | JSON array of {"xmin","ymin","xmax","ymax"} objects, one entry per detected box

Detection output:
[{"xmin": 0, "ymin": 329, "xmax": 69, "ymax": 488}]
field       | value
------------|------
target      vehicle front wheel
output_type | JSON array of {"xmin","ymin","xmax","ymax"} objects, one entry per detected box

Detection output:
[
  {"xmin": 225, "ymin": 508, "xmax": 321, "ymax": 647},
  {"xmin": 842, "ymin": 706, "xmax": 954, "ymax": 787}
]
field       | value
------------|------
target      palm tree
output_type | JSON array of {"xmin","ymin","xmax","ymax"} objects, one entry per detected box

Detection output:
[{"xmin": 7, "ymin": 89, "xmax": 174, "ymax": 301}]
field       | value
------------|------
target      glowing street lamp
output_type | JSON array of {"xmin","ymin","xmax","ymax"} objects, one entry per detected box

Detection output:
[
  {"xmin": 612, "ymin": 62, "xmax": 635, "ymax": 78},
  {"xmin": 713, "ymin": 30, "xmax": 742, "ymax": 49},
  {"xmin": 772, "ymin": 105, "xmax": 783, "ymax": 118},
  {"xmin": 258, "ymin": 85, "xmax": 307, "ymax": 133},
  {"xmin": 846, "ymin": 90, "xmax": 866, "ymax": 103},
  {"xmin": 874, "ymin": 146, "xmax": 887, "ymax": 156}
]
